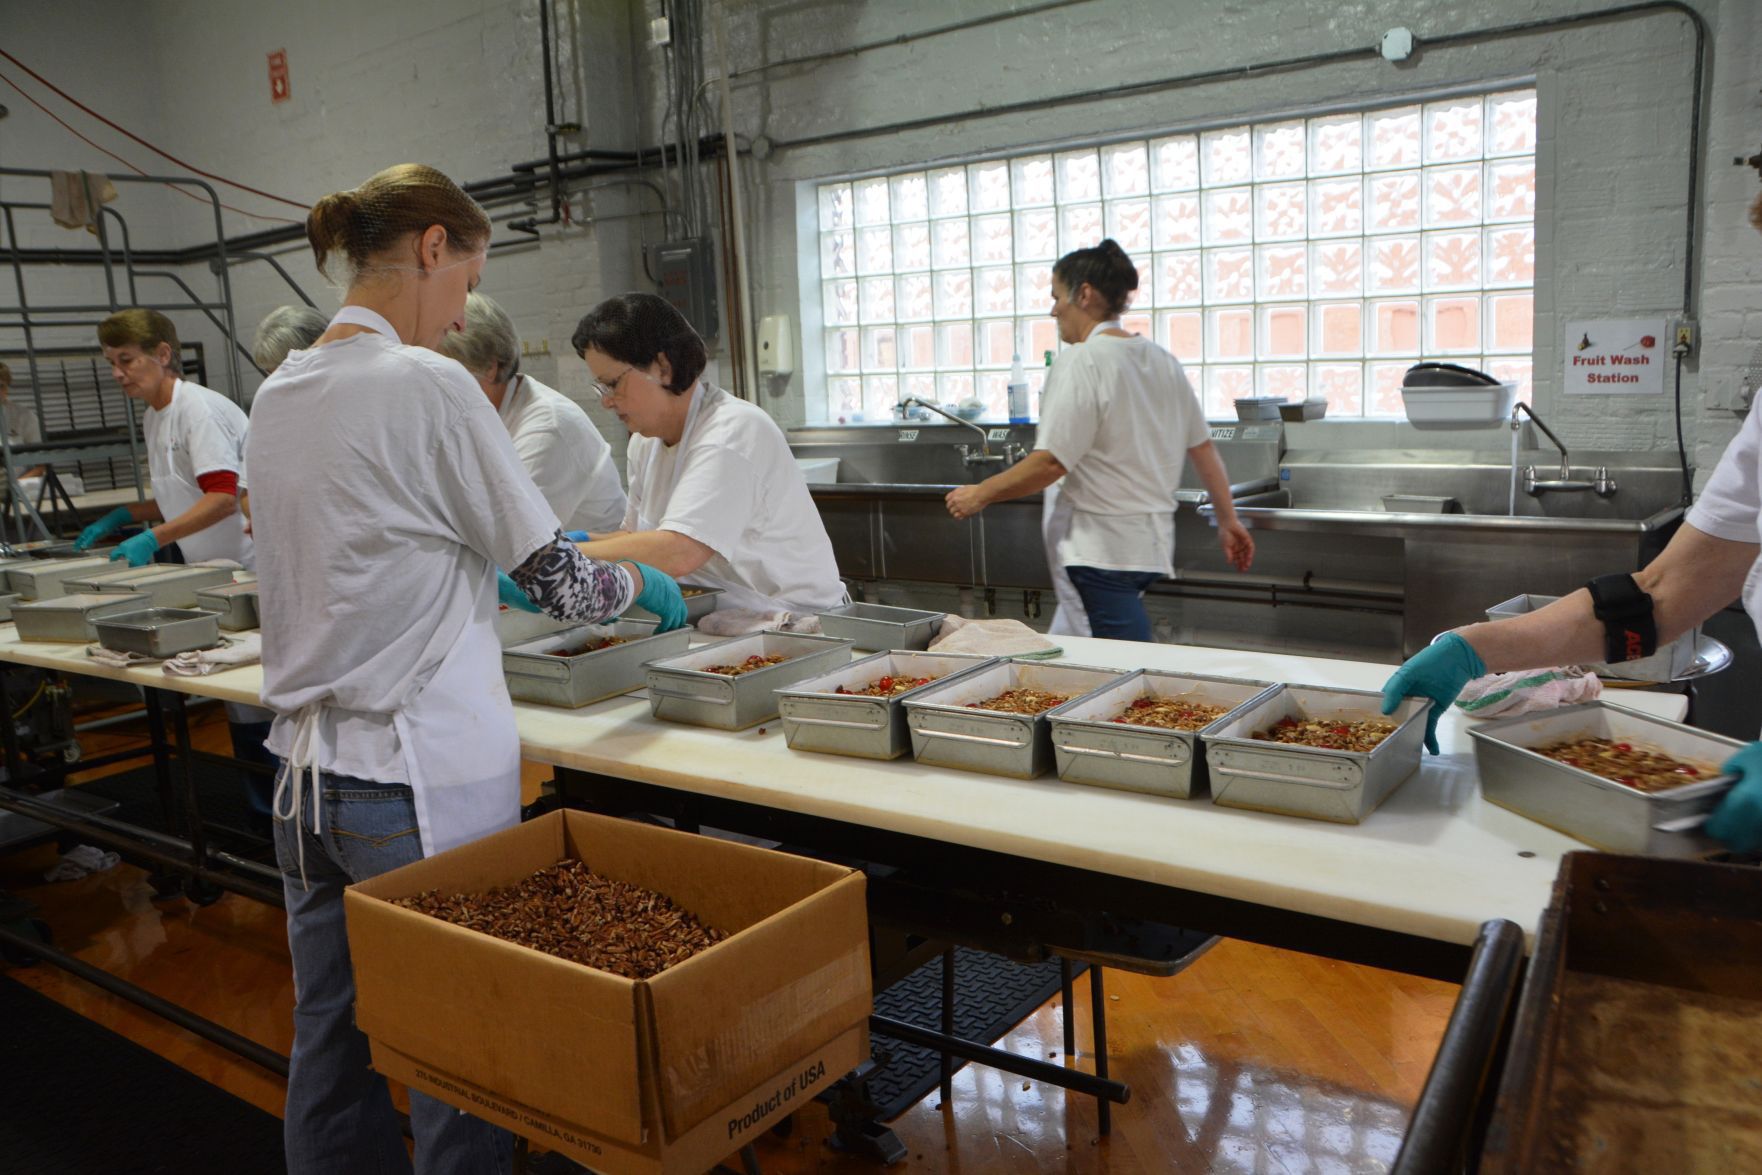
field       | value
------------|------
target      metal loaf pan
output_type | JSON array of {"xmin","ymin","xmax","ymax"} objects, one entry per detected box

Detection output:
[
  {"xmin": 8, "ymin": 556, "xmax": 116, "ymax": 601},
  {"xmin": 1486, "ymin": 593, "xmax": 1700, "ymax": 682},
  {"xmin": 815, "ymin": 602, "xmax": 946, "ymax": 651},
  {"xmin": 902, "ymin": 660, "xmax": 1126, "ymax": 779},
  {"xmin": 645, "ymin": 630, "xmax": 854, "ymax": 730},
  {"xmin": 1049, "ymin": 670, "xmax": 1276, "ymax": 799},
  {"xmin": 503, "ymin": 619, "xmax": 690, "ymax": 708},
  {"xmin": 1468, "ymin": 702, "xmax": 1744, "ymax": 857},
  {"xmin": 12, "ymin": 591, "xmax": 153, "ymax": 642},
  {"xmin": 0, "ymin": 592, "xmax": 17, "ymax": 621},
  {"xmin": 626, "ymin": 583, "xmax": 725, "ymax": 625},
  {"xmin": 73, "ymin": 564, "xmax": 234, "ymax": 608},
  {"xmin": 776, "ymin": 650, "xmax": 995, "ymax": 760},
  {"xmin": 1203, "ymin": 685, "xmax": 1430, "ymax": 824},
  {"xmin": 192, "ymin": 581, "xmax": 261, "ymax": 631},
  {"xmin": 93, "ymin": 607, "xmax": 222, "ymax": 658}
]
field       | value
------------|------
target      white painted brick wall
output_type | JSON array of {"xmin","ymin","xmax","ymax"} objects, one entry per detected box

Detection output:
[{"xmin": 2, "ymin": 0, "xmax": 1757, "ymax": 481}]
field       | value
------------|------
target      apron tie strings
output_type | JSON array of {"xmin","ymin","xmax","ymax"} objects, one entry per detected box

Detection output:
[{"xmin": 272, "ymin": 703, "xmax": 324, "ymax": 890}]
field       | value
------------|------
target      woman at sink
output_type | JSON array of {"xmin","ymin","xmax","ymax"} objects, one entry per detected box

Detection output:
[
  {"xmin": 564, "ymin": 292, "xmax": 846, "ymax": 620},
  {"xmin": 945, "ymin": 239, "xmax": 1255, "ymax": 640}
]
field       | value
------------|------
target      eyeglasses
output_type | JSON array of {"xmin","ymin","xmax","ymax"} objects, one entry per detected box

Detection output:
[{"xmin": 591, "ymin": 366, "xmax": 652, "ymax": 404}]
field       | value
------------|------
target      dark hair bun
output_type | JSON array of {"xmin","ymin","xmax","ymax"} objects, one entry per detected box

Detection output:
[{"xmin": 1053, "ymin": 239, "xmax": 1140, "ymax": 315}]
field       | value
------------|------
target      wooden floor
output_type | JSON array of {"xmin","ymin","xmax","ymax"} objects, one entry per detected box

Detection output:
[{"xmin": 1, "ymin": 703, "xmax": 1457, "ymax": 1172}]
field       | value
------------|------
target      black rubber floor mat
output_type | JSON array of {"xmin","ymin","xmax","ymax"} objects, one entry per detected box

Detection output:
[
  {"xmin": 0, "ymin": 977, "xmax": 287, "ymax": 1173},
  {"xmin": 74, "ymin": 759, "xmax": 272, "ymax": 860},
  {"xmin": 864, "ymin": 946, "xmax": 1077, "ymax": 1120}
]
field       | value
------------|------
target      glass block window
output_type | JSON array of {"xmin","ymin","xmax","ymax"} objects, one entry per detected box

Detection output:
[{"xmin": 812, "ymin": 89, "xmax": 1536, "ymax": 422}]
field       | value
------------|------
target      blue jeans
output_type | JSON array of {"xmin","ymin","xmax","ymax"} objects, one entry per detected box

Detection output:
[
  {"xmin": 274, "ymin": 771, "xmax": 512, "ymax": 1175},
  {"xmin": 1065, "ymin": 565, "xmax": 1162, "ymax": 642}
]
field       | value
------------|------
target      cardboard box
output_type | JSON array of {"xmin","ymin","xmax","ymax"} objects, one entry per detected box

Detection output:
[{"xmin": 345, "ymin": 810, "xmax": 871, "ymax": 1174}]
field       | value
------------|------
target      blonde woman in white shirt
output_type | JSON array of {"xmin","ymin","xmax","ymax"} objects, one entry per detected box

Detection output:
[
  {"xmin": 441, "ymin": 291, "xmax": 627, "ymax": 533},
  {"xmin": 946, "ymin": 239, "xmax": 1253, "ymax": 640}
]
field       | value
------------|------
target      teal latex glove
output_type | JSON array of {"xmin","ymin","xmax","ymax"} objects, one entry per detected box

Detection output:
[
  {"xmin": 1380, "ymin": 632, "xmax": 1486, "ymax": 755},
  {"xmin": 75, "ymin": 506, "xmax": 134, "ymax": 550},
  {"xmin": 563, "ymin": 530, "xmax": 591, "ymax": 543},
  {"xmin": 109, "ymin": 529, "xmax": 159, "ymax": 567},
  {"xmin": 628, "ymin": 561, "xmax": 687, "ymax": 632},
  {"xmin": 497, "ymin": 569, "xmax": 539, "ymax": 613},
  {"xmin": 1705, "ymin": 742, "xmax": 1762, "ymax": 854}
]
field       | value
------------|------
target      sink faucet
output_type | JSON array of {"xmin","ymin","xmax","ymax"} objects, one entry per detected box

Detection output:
[
  {"xmin": 899, "ymin": 397, "xmax": 1022, "ymax": 466},
  {"xmin": 1511, "ymin": 403, "xmax": 1616, "ymax": 499}
]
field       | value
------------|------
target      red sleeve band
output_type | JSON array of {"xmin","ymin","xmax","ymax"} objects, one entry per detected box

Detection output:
[{"xmin": 196, "ymin": 471, "xmax": 240, "ymax": 496}]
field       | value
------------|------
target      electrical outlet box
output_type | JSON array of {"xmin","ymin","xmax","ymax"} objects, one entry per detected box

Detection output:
[
  {"xmin": 1670, "ymin": 317, "xmax": 1697, "ymax": 355},
  {"xmin": 648, "ymin": 238, "xmax": 719, "ymax": 340}
]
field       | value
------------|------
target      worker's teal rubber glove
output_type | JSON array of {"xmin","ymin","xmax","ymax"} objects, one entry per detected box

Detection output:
[
  {"xmin": 108, "ymin": 529, "xmax": 159, "ymax": 567},
  {"xmin": 497, "ymin": 569, "xmax": 539, "ymax": 613},
  {"xmin": 1380, "ymin": 632, "xmax": 1486, "ymax": 755},
  {"xmin": 563, "ymin": 530, "xmax": 591, "ymax": 543},
  {"xmin": 1705, "ymin": 742, "xmax": 1762, "ymax": 854},
  {"xmin": 75, "ymin": 506, "xmax": 134, "ymax": 550},
  {"xmin": 628, "ymin": 561, "xmax": 688, "ymax": 632}
]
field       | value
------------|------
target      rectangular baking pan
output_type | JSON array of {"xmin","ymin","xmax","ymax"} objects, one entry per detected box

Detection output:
[
  {"xmin": 192, "ymin": 581, "xmax": 261, "ymax": 631},
  {"xmin": 776, "ymin": 650, "xmax": 995, "ymax": 760},
  {"xmin": 8, "ymin": 556, "xmax": 116, "ymax": 600},
  {"xmin": 626, "ymin": 583, "xmax": 724, "ymax": 625},
  {"xmin": 1049, "ymin": 669, "xmax": 1276, "ymax": 799},
  {"xmin": 92, "ymin": 607, "xmax": 222, "ymax": 657},
  {"xmin": 503, "ymin": 619, "xmax": 691, "ymax": 708},
  {"xmin": 815, "ymin": 602, "xmax": 946, "ymax": 651},
  {"xmin": 1467, "ymin": 701, "xmax": 1743, "ymax": 856},
  {"xmin": 1202, "ymin": 684, "xmax": 1429, "ymax": 823},
  {"xmin": 72, "ymin": 564, "xmax": 234, "ymax": 608},
  {"xmin": 0, "ymin": 591, "xmax": 17, "ymax": 621},
  {"xmin": 12, "ymin": 591, "xmax": 153, "ymax": 642},
  {"xmin": 645, "ymin": 630, "xmax": 853, "ymax": 730},
  {"xmin": 902, "ymin": 660, "xmax": 1126, "ymax": 779}
]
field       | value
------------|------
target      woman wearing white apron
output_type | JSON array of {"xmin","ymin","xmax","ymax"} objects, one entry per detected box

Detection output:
[
  {"xmin": 441, "ymin": 292, "xmax": 628, "ymax": 533},
  {"xmin": 247, "ymin": 164, "xmax": 685, "ymax": 1175},
  {"xmin": 947, "ymin": 240, "xmax": 1254, "ymax": 640},
  {"xmin": 565, "ymin": 293, "xmax": 847, "ymax": 618}
]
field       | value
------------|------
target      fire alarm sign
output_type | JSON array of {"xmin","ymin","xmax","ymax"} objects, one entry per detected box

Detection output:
[{"xmin": 268, "ymin": 50, "xmax": 290, "ymax": 104}]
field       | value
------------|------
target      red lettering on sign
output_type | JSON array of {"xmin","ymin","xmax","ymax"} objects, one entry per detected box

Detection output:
[{"xmin": 268, "ymin": 50, "xmax": 290, "ymax": 104}]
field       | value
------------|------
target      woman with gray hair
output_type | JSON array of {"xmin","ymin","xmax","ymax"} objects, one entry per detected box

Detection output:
[
  {"xmin": 251, "ymin": 305, "xmax": 329, "ymax": 372},
  {"xmin": 441, "ymin": 291, "xmax": 626, "ymax": 533}
]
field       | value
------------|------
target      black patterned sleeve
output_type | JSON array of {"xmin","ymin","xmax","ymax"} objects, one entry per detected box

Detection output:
[{"xmin": 508, "ymin": 532, "xmax": 635, "ymax": 622}]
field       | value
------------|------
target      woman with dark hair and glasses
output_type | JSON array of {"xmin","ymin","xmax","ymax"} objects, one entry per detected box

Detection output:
[
  {"xmin": 567, "ymin": 292, "xmax": 845, "ymax": 620},
  {"xmin": 945, "ymin": 239, "xmax": 1253, "ymax": 641}
]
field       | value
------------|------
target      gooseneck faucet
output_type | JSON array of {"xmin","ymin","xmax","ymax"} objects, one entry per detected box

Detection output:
[
  {"xmin": 1510, "ymin": 402, "xmax": 1616, "ymax": 503},
  {"xmin": 899, "ymin": 397, "xmax": 1025, "ymax": 466}
]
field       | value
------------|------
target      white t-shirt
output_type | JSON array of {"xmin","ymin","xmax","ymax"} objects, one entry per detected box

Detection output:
[
  {"xmin": 1034, "ymin": 333, "xmax": 1208, "ymax": 576},
  {"xmin": 624, "ymin": 382, "xmax": 845, "ymax": 614},
  {"xmin": 499, "ymin": 374, "xmax": 627, "ymax": 533},
  {"xmin": 142, "ymin": 379, "xmax": 253, "ymax": 567},
  {"xmin": 3, "ymin": 399, "xmax": 42, "ymax": 446},
  {"xmin": 248, "ymin": 330, "xmax": 559, "ymax": 789},
  {"xmin": 1685, "ymin": 404, "xmax": 1762, "ymax": 645}
]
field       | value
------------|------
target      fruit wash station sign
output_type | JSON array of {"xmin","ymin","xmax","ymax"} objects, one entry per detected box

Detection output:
[{"xmin": 1563, "ymin": 318, "xmax": 1667, "ymax": 396}]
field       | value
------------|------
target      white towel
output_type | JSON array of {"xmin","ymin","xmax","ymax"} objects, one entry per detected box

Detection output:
[
  {"xmin": 85, "ymin": 643, "xmax": 157, "ymax": 668},
  {"xmin": 44, "ymin": 843, "xmax": 120, "ymax": 882},
  {"xmin": 695, "ymin": 608, "xmax": 822, "ymax": 637},
  {"xmin": 1454, "ymin": 667, "xmax": 1602, "ymax": 719},
  {"xmin": 165, "ymin": 632, "xmax": 260, "ymax": 676},
  {"xmin": 928, "ymin": 614, "xmax": 1061, "ymax": 659}
]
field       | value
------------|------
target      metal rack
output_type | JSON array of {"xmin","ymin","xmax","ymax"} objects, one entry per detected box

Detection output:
[{"xmin": 0, "ymin": 166, "xmax": 273, "ymax": 542}]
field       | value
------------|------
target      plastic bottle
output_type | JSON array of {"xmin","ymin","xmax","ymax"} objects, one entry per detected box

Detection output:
[{"xmin": 1007, "ymin": 352, "xmax": 1030, "ymax": 424}]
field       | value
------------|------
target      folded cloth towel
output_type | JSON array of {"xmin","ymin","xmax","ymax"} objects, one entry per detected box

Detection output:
[
  {"xmin": 1454, "ymin": 667, "xmax": 1601, "ymax": 719},
  {"xmin": 85, "ymin": 643, "xmax": 157, "ymax": 668},
  {"xmin": 44, "ymin": 843, "xmax": 120, "ymax": 882},
  {"xmin": 928, "ymin": 614, "xmax": 1061, "ymax": 659},
  {"xmin": 695, "ymin": 608, "xmax": 822, "ymax": 637},
  {"xmin": 165, "ymin": 632, "xmax": 260, "ymax": 676},
  {"xmin": 49, "ymin": 170, "xmax": 118, "ymax": 231}
]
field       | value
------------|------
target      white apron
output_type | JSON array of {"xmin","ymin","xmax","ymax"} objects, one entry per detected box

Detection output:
[
  {"xmin": 275, "ymin": 306, "xmax": 520, "ymax": 883},
  {"xmin": 1040, "ymin": 318, "xmax": 1124, "ymax": 637}
]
